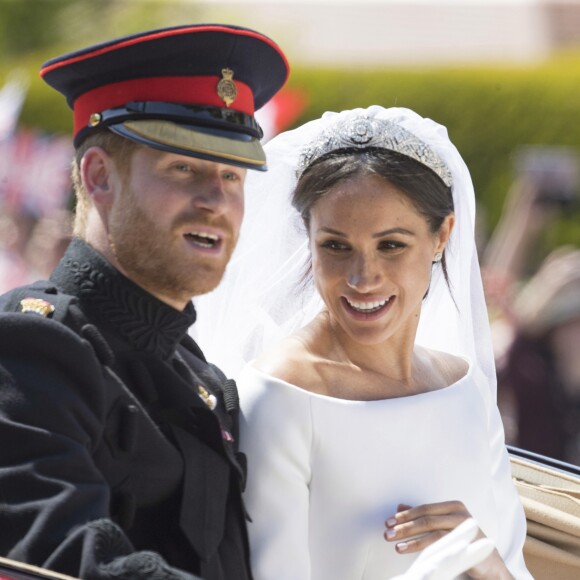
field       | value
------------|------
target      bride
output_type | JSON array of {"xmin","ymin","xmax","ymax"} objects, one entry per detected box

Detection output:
[{"xmin": 193, "ymin": 106, "xmax": 531, "ymax": 579}]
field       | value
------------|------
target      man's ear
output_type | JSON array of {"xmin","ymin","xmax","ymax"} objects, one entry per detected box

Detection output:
[{"xmin": 80, "ymin": 146, "xmax": 117, "ymax": 206}]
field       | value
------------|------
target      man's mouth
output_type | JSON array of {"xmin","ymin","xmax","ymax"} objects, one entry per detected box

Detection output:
[
  {"xmin": 344, "ymin": 296, "xmax": 393, "ymax": 314},
  {"xmin": 184, "ymin": 231, "xmax": 221, "ymax": 249}
]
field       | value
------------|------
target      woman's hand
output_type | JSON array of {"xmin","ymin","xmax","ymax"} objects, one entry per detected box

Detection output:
[
  {"xmin": 389, "ymin": 518, "xmax": 495, "ymax": 580},
  {"xmin": 384, "ymin": 502, "xmax": 514, "ymax": 579}
]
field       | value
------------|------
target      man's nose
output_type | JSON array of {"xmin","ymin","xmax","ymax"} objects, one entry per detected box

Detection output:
[{"xmin": 190, "ymin": 173, "xmax": 228, "ymax": 214}]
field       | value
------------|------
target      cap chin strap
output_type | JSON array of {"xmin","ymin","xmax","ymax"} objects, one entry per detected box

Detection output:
[{"xmin": 75, "ymin": 101, "xmax": 264, "ymax": 147}]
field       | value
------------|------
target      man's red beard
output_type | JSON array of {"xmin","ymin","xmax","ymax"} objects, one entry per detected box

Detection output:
[{"xmin": 108, "ymin": 191, "xmax": 237, "ymax": 307}]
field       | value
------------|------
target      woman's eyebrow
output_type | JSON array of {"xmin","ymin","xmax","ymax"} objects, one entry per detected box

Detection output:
[
  {"xmin": 317, "ymin": 227, "xmax": 348, "ymax": 237},
  {"xmin": 317, "ymin": 226, "xmax": 416, "ymax": 237},
  {"xmin": 373, "ymin": 227, "xmax": 415, "ymax": 238}
]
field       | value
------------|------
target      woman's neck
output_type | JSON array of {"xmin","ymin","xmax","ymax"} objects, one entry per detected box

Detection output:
[{"xmin": 304, "ymin": 311, "xmax": 427, "ymax": 398}]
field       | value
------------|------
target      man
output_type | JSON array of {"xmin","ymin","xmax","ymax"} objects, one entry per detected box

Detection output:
[{"xmin": 0, "ymin": 24, "xmax": 288, "ymax": 580}]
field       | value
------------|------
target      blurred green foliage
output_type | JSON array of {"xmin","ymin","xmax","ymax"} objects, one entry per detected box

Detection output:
[
  {"xmin": 0, "ymin": 0, "xmax": 77, "ymax": 56},
  {"xmin": 0, "ymin": 0, "xmax": 579, "ymax": 254},
  {"xmin": 0, "ymin": 0, "xmax": 205, "ymax": 138},
  {"xmin": 289, "ymin": 57, "xmax": 580, "ymax": 248}
]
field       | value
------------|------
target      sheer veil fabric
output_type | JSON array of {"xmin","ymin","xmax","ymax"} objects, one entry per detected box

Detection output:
[
  {"xmin": 192, "ymin": 105, "xmax": 496, "ymax": 407},
  {"xmin": 192, "ymin": 105, "xmax": 532, "ymax": 579}
]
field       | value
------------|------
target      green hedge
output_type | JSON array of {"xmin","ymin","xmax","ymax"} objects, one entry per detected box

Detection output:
[
  {"xmin": 288, "ymin": 55, "xmax": 580, "ymax": 249},
  {"xmin": 6, "ymin": 51, "xmax": 580, "ymax": 252}
]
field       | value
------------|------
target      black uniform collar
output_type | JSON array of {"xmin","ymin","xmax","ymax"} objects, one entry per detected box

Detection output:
[{"xmin": 51, "ymin": 237, "xmax": 196, "ymax": 360}]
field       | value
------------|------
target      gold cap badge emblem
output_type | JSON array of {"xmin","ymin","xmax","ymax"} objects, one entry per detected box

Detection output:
[
  {"xmin": 20, "ymin": 298, "xmax": 55, "ymax": 317},
  {"xmin": 217, "ymin": 68, "xmax": 237, "ymax": 107}
]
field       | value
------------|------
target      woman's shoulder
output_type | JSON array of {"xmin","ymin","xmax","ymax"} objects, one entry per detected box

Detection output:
[
  {"xmin": 250, "ymin": 332, "xmax": 325, "ymax": 393},
  {"xmin": 417, "ymin": 345, "xmax": 470, "ymax": 388}
]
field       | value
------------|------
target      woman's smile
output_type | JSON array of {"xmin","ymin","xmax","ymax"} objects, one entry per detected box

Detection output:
[{"xmin": 341, "ymin": 295, "xmax": 395, "ymax": 320}]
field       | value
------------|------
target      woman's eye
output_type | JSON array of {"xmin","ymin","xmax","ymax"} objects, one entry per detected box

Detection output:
[
  {"xmin": 321, "ymin": 240, "xmax": 349, "ymax": 251},
  {"xmin": 379, "ymin": 240, "xmax": 406, "ymax": 251}
]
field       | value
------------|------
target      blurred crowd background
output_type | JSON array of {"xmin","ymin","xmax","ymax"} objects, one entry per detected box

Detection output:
[{"xmin": 1, "ymin": 0, "xmax": 580, "ymax": 465}]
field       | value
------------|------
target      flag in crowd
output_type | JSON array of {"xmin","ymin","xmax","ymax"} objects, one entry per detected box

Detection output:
[
  {"xmin": 0, "ymin": 71, "xmax": 28, "ymax": 141},
  {"xmin": 0, "ymin": 71, "xmax": 73, "ymax": 217}
]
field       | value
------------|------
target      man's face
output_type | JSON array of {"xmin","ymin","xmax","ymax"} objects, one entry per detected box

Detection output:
[{"xmin": 107, "ymin": 147, "xmax": 246, "ymax": 309}]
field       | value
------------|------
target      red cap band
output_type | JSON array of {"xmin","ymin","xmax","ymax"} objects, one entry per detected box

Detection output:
[{"xmin": 73, "ymin": 75, "xmax": 254, "ymax": 136}]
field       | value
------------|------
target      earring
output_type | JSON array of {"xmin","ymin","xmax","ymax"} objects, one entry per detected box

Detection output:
[{"xmin": 433, "ymin": 252, "xmax": 442, "ymax": 263}]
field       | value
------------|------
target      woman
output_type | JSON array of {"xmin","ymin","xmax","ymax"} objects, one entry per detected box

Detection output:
[{"xmin": 193, "ymin": 106, "xmax": 531, "ymax": 579}]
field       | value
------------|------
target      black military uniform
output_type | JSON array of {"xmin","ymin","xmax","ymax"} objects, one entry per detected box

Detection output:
[
  {"xmin": 0, "ymin": 24, "xmax": 288, "ymax": 580},
  {"xmin": 0, "ymin": 239, "xmax": 247, "ymax": 579}
]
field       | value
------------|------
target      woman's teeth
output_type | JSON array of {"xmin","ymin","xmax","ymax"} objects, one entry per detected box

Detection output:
[{"xmin": 345, "ymin": 297, "xmax": 391, "ymax": 313}]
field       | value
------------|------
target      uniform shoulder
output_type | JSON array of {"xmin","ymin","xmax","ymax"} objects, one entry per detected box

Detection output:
[
  {"xmin": 0, "ymin": 280, "xmax": 74, "ymax": 321},
  {"xmin": 0, "ymin": 281, "xmax": 113, "ymax": 369}
]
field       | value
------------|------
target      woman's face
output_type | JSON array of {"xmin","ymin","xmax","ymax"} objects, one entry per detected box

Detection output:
[{"xmin": 309, "ymin": 173, "xmax": 453, "ymax": 347}]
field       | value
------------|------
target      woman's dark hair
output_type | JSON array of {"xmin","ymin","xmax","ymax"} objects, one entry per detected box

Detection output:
[{"xmin": 292, "ymin": 147, "xmax": 455, "ymax": 287}]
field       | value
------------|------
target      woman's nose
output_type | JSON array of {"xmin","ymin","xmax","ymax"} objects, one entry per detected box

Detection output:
[{"xmin": 347, "ymin": 255, "xmax": 383, "ymax": 291}]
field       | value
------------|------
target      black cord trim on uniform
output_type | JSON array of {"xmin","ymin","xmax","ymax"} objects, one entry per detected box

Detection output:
[
  {"xmin": 222, "ymin": 379, "xmax": 240, "ymax": 414},
  {"xmin": 206, "ymin": 363, "xmax": 239, "ymax": 415},
  {"xmin": 80, "ymin": 323, "xmax": 115, "ymax": 367}
]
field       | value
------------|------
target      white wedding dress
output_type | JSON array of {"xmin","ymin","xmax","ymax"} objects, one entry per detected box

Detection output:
[{"xmin": 238, "ymin": 361, "xmax": 531, "ymax": 580}]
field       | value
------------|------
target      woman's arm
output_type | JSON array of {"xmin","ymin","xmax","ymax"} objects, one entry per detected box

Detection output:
[{"xmin": 238, "ymin": 366, "xmax": 313, "ymax": 580}]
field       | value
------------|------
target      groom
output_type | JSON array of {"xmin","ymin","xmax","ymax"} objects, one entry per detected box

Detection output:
[{"xmin": 0, "ymin": 24, "xmax": 288, "ymax": 580}]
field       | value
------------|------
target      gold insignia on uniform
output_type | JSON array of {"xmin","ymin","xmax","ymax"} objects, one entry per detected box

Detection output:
[
  {"xmin": 217, "ymin": 68, "xmax": 237, "ymax": 107},
  {"xmin": 197, "ymin": 385, "xmax": 217, "ymax": 410},
  {"xmin": 89, "ymin": 113, "xmax": 102, "ymax": 127},
  {"xmin": 20, "ymin": 298, "xmax": 55, "ymax": 317}
]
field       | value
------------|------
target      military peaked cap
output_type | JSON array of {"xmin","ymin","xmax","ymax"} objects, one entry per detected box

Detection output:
[{"xmin": 40, "ymin": 24, "xmax": 289, "ymax": 171}]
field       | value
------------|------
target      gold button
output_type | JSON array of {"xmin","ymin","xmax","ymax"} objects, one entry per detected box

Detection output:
[
  {"xmin": 89, "ymin": 113, "xmax": 102, "ymax": 127},
  {"xmin": 197, "ymin": 385, "xmax": 217, "ymax": 410}
]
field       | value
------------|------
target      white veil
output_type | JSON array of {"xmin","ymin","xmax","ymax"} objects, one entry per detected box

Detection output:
[{"xmin": 192, "ymin": 105, "xmax": 496, "ymax": 403}]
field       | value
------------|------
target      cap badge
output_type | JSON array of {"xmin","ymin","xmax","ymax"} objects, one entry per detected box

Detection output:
[
  {"xmin": 217, "ymin": 68, "xmax": 237, "ymax": 107},
  {"xmin": 197, "ymin": 385, "xmax": 217, "ymax": 410},
  {"xmin": 20, "ymin": 298, "xmax": 55, "ymax": 317}
]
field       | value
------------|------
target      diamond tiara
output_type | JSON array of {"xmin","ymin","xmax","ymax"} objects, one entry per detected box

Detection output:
[{"xmin": 296, "ymin": 115, "xmax": 453, "ymax": 187}]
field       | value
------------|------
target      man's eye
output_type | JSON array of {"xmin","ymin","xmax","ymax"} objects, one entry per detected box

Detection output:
[
  {"xmin": 223, "ymin": 171, "xmax": 240, "ymax": 181},
  {"xmin": 174, "ymin": 163, "xmax": 192, "ymax": 173}
]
